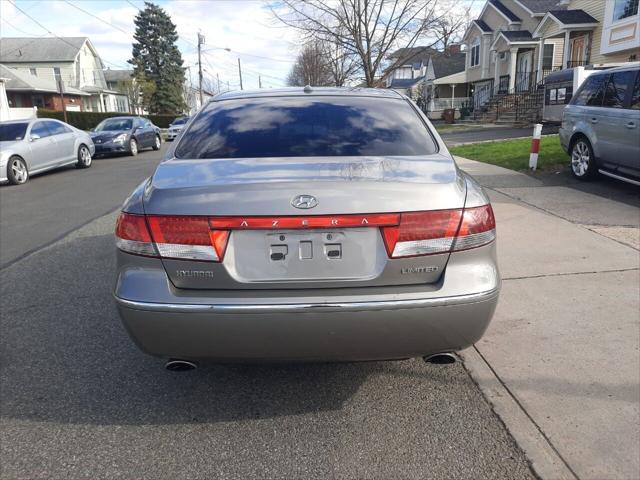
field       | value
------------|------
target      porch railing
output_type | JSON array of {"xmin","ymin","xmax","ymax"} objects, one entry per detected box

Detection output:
[{"xmin": 430, "ymin": 97, "xmax": 471, "ymax": 110}]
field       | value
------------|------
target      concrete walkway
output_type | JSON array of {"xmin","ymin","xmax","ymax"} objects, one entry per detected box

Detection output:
[{"xmin": 455, "ymin": 156, "xmax": 640, "ymax": 480}]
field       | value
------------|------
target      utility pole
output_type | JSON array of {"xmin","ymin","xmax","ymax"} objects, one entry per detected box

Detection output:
[
  {"xmin": 55, "ymin": 72, "xmax": 68, "ymax": 123},
  {"xmin": 237, "ymin": 57, "xmax": 243, "ymax": 90},
  {"xmin": 259, "ymin": 75, "xmax": 262, "ymax": 88},
  {"xmin": 197, "ymin": 32, "xmax": 205, "ymax": 106},
  {"xmin": 216, "ymin": 73, "xmax": 220, "ymax": 94},
  {"xmin": 226, "ymin": 81, "xmax": 230, "ymax": 91}
]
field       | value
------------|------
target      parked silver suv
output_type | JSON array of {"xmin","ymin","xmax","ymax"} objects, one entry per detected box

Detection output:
[{"xmin": 559, "ymin": 64, "xmax": 640, "ymax": 184}]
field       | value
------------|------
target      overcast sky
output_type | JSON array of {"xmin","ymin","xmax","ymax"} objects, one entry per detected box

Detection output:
[{"xmin": 1, "ymin": 0, "xmax": 481, "ymax": 90}]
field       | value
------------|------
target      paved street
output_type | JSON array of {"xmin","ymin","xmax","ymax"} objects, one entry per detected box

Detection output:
[
  {"xmin": 1, "ymin": 142, "xmax": 637, "ymax": 479},
  {"xmin": 0, "ymin": 146, "xmax": 535, "ymax": 479},
  {"xmin": 0, "ymin": 146, "xmax": 166, "ymax": 268}
]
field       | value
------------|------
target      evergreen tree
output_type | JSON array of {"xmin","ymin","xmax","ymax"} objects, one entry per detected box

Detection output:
[{"xmin": 129, "ymin": 2, "xmax": 185, "ymax": 114}]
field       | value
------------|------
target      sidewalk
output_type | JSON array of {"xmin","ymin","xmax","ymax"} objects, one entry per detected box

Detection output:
[{"xmin": 455, "ymin": 156, "xmax": 640, "ymax": 480}]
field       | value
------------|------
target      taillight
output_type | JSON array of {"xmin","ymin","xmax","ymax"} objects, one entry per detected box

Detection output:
[
  {"xmin": 146, "ymin": 216, "xmax": 227, "ymax": 262},
  {"xmin": 114, "ymin": 213, "xmax": 157, "ymax": 257},
  {"xmin": 115, "ymin": 205, "xmax": 495, "ymax": 262},
  {"xmin": 115, "ymin": 213, "xmax": 229, "ymax": 262},
  {"xmin": 453, "ymin": 205, "xmax": 496, "ymax": 252},
  {"xmin": 381, "ymin": 205, "xmax": 495, "ymax": 258}
]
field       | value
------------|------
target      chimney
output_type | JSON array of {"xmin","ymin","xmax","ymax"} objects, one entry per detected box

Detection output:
[{"xmin": 445, "ymin": 43, "xmax": 461, "ymax": 55}]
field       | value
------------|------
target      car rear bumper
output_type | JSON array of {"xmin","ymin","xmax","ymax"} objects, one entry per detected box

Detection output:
[
  {"xmin": 115, "ymin": 290, "xmax": 498, "ymax": 361},
  {"xmin": 114, "ymin": 244, "xmax": 500, "ymax": 361}
]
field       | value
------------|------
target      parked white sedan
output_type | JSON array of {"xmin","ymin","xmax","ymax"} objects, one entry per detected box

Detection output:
[{"xmin": 0, "ymin": 118, "xmax": 95, "ymax": 185}]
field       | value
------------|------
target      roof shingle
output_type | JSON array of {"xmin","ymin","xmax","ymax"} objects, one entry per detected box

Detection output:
[
  {"xmin": 516, "ymin": 0, "xmax": 565, "ymax": 14},
  {"xmin": 473, "ymin": 19, "xmax": 492, "ymax": 33},
  {"xmin": 549, "ymin": 9, "xmax": 599, "ymax": 24},
  {"xmin": 500, "ymin": 30, "xmax": 534, "ymax": 41},
  {"xmin": 488, "ymin": 0, "xmax": 521, "ymax": 22},
  {"xmin": 0, "ymin": 37, "xmax": 88, "ymax": 63}
]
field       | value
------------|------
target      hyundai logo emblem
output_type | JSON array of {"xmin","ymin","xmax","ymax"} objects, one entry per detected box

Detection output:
[{"xmin": 291, "ymin": 194, "xmax": 318, "ymax": 209}]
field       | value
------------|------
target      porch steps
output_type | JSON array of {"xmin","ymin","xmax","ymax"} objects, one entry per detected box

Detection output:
[{"xmin": 467, "ymin": 90, "xmax": 543, "ymax": 126}]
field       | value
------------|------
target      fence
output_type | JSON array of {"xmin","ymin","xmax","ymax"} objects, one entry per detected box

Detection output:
[{"xmin": 0, "ymin": 106, "xmax": 38, "ymax": 121}]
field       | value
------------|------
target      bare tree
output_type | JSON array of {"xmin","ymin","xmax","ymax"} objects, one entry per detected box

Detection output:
[
  {"xmin": 287, "ymin": 42, "xmax": 334, "ymax": 86},
  {"xmin": 430, "ymin": 15, "xmax": 466, "ymax": 52},
  {"xmin": 321, "ymin": 38, "xmax": 359, "ymax": 86},
  {"xmin": 272, "ymin": 0, "xmax": 459, "ymax": 87}
]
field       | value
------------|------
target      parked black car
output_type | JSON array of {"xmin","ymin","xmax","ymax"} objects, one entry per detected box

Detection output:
[{"xmin": 90, "ymin": 116, "xmax": 161, "ymax": 157}]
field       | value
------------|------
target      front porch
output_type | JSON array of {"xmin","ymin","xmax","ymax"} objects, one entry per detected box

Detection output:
[{"xmin": 427, "ymin": 70, "xmax": 471, "ymax": 120}]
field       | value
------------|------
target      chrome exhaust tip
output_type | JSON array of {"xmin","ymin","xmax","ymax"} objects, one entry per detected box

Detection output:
[
  {"xmin": 165, "ymin": 359, "xmax": 198, "ymax": 371},
  {"xmin": 423, "ymin": 353, "xmax": 457, "ymax": 365}
]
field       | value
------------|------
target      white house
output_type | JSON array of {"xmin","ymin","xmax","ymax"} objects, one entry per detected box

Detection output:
[{"xmin": 0, "ymin": 37, "xmax": 129, "ymax": 113}]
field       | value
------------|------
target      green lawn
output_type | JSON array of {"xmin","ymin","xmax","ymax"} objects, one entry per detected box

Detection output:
[{"xmin": 449, "ymin": 135, "xmax": 568, "ymax": 171}]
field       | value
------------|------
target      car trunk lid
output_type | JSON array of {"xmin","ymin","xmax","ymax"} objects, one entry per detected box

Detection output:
[{"xmin": 143, "ymin": 155, "xmax": 466, "ymax": 289}]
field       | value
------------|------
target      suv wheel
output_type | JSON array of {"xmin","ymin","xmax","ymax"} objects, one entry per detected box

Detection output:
[{"xmin": 570, "ymin": 137, "xmax": 597, "ymax": 180}]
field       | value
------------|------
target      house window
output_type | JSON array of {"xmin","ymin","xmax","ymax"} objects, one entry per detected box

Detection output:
[
  {"xmin": 542, "ymin": 44, "xmax": 554, "ymax": 69},
  {"xmin": 470, "ymin": 38, "xmax": 480, "ymax": 67},
  {"xmin": 53, "ymin": 67, "xmax": 61, "ymax": 78},
  {"xmin": 613, "ymin": 0, "xmax": 639, "ymax": 20},
  {"xmin": 29, "ymin": 68, "xmax": 37, "ymax": 77}
]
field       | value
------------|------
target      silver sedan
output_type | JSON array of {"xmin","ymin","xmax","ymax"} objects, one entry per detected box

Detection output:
[
  {"xmin": 114, "ymin": 87, "xmax": 500, "ymax": 370},
  {"xmin": 0, "ymin": 118, "xmax": 95, "ymax": 185}
]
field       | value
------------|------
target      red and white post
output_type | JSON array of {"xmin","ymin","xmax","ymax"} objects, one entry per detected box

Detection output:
[{"xmin": 529, "ymin": 123, "xmax": 542, "ymax": 170}]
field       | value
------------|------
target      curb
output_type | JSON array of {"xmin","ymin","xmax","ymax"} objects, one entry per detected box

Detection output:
[{"xmin": 461, "ymin": 346, "xmax": 578, "ymax": 480}]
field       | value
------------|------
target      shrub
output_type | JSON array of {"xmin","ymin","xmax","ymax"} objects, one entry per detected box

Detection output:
[{"xmin": 37, "ymin": 110, "xmax": 179, "ymax": 130}]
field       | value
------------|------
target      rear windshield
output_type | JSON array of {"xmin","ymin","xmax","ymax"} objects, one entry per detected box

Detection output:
[
  {"xmin": 175, "ymin": 96, "xmax": 436, "ymax": 159},
  {"xmin": 0, "ymin": 122, "xmax": 29, "ymax": 141}
]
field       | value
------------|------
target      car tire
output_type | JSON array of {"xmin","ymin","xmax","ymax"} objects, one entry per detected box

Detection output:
[
  {"xmin": 129, "ymin": 138, "xmax": 138, "ymax": 156},
  {"xmin": 570, "ymin": 136, "xmax": 597, "ymax": 180},
  {"xmin": 152, "ymin": 134, "xmax": 161, "ymax": 151},
  {"xmin": 76, "ymin": 144, "xmax": 92, "ymax": 169},
  {"xmin": 7, "ymin": 156, "xmax": 29, "ymax": 185}
]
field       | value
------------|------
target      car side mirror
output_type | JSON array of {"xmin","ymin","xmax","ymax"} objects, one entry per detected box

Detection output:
[{"xmin": 30, "ymin": 133, "xmax": 41, "ymax": 141}]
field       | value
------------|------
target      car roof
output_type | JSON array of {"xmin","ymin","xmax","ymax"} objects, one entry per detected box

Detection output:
[
  {"xmin": 213, "ymin": 86, "xmax": 405, "ymax": 102},
  {"xmin": 589, "ymin": 62, "xmax": 640, "ymax": 75}
]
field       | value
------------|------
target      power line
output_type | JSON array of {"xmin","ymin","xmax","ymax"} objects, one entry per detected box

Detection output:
[
  {"xmin": 6, "ymin": 0, "xmax": 131, "ymax": 69},
  {"xmin": 0, "ymin": 17, "xmax": 48, "ymax": 37},
  {"xmin": 203, "ymin": 46, "xmax": 291, "ymax": 64},
  {"xmin": 62, "ymin": 0, "xmax": 131, "ymax": 36}
]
